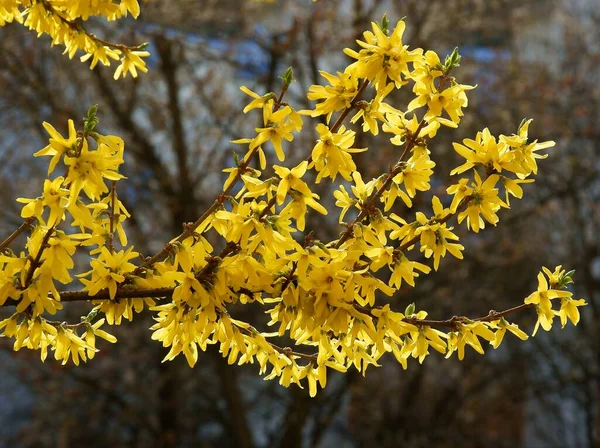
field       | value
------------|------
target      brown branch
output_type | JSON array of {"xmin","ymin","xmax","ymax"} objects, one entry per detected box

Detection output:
[
  {"xmin": 334, "ymin": 119, "xmax": 427, "ymax": 249},
  {"xmin": 232, "ymin": 321, "xmax": 317, "ymax": 362},
  {"xmin": 131, "ymin": 82, "xmax": 292, "ymax": 276},
  {"xmin": 0, "ymin": 217, "xmax": 35, "ymax": 253},
  {"xmin": 1, "ymin": 286, "xmax": 177, "ymax": 305},
  {"xmin": 330, "ymin": 80, "xmax": 370, "ymax": 133},
  {"xmin": 332, "ymin": 65, "xmax": 457, "ymax": 250},
  {"xmin": 258, "ymin": 196, "xmax": 278, "ymax": 221},
  {"xmin": 353, "ymin": 301, "xmax": 536, "ymax": 331},
  {"xmin": 402, "ymin": 303, "xmax": 536, "ymax": 329},
  {"xmin": 108, "ymin": 181, "xmax": 117, "ymax": 253},
  {"xmin": 38, "ymin": 0, "xmax": 144, "ymax": 52},
  {"xmin": 23, "ymin": 226, "xmax": 55, "ymax": 289}
]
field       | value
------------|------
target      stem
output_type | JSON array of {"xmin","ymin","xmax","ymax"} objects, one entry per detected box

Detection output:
[
  {"xmin": 108, "ymin": 181, "xmax": 117, "ymax": 254},
  {"xmin": 38, "ymin": 0, "xmax": 144, "ymax": 52},
  {"xmin": 233, "ymin": 322, "xmax": 317, "ymax": 362},
  {"xmin": 0, "ymin": 217, "xmax": 35, "ymax": 253},
  {"xmin": 354, "ymin": 302, "xmax": 537, "ymax": 330},
  {"xmin": 334, "ymin": 119, "xmax": 427, "ymax": 249},
  {"xmin": 132, "ymin": 83, "xmax": 292, "ymax": 276},
  {"xmin": 330, "ymin": 80, "xmax": 370, "ymax": 133},
  {"xmin": 23, "ymin": 226, "xmax": 55, "ymax": 289}
]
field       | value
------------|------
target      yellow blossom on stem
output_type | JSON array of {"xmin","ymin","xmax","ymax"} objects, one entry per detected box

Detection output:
[
  {"xmin": 79, "ymin": 246, "xmax": 139, "ymax": 300},
  {"xmin": 491, "ymin": 317, "xmax": 528, "ymax": 349},
  {"xmin": 344, "ymin": 19, "xmax": 423, "ymax": 89},
  {"xmin": 34, "ymin": 119, "xmax": 78, "ymax": 174},
  {"xmin": 306, "ymin": 70, "xmax": 359, "ymax": 122},
  {"xmin": 273, "ymin": 161, "xmax": 312, "ymax": 205},
  {"xmin": 113, "ymin": 50, "xmax": 150, "ymax": 79},
  {"xmin": 239, "ymin": 86, "xmax": 276, "ymax": 113},
  {"xmin": 17, "ymin": 177, "xmax": 70, "ymax": 227},
  {"xmin": 455, "ymin": 173, "xmax": 507, "ymax": 233},
  {"xmin": 250, "ymin": 100, "xmax": 302, "ymax": 162},
  {"xmin": 310, "ymin": 124, "xmax": 367, "ymax": 182}
]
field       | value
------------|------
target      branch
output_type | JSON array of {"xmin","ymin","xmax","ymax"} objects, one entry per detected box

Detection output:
[
  {"xmin": 108, "ymin": 181, "xmax": 117, "ymax": 253},
  {"xmin": 23, "ymin": 226, "xmax": 55, "ymax": 289},
  {"xmin": 38, "ymin": 0, "xmax": 145, "ymax": 52},
  {"xmin": 131, "ymin": 82, "xmax": 293, "ymax": 275},
  {"xmin": 334, "ymin": 119, "xmax": 427, "ymax": 249},
  {"xmin": 0, "ymin": 217, "xmax": 35, "ymax": 253}
]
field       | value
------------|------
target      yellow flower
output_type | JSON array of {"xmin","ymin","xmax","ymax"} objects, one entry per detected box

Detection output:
[
  {"xmin": 349, "ymin": 83, "xmax": 395, "ymax": 135},
  {"xmin": 113, "ymin": 50, "xmax": 150, "ymax": 79},
  {"xmin": 558, "ymin": 298, "xmax": 586, "ymax": 327},
  {"xmin": 411, "ymin": 50, "xmax": 444, "ymax": 91},
  {"xmin": 446, "ymin": 322, "xmax": 494, "ymax": 360},
  {"xmin": 450, "ymin": 128, "xmax": 523, "ymax": 176},
  {"xmin": 525, "ymin": 267, "xmax": 573, "ymax": 335},
  {"xmin": 491, "ymin": 317, "xmax": 528, "ymax": 349},
  {"xmin": 307, "ymin": 70, "xmax": 359, "ymax": 122},
  {"xmin": 409, "ymin": 326, "xmax": 447, "ymax": 363},
  {"xmin": 273, "ymin": 161, "xmax": 312, "ymax": 204},
  {"xmin": 239, "ymin": 86, "xmax": 276, "ymax": 113},
  {"xmin": 34, "ymin": 119, "xmax": 78, "ymax": 174},
  {"xmin": 417, "ymin": 221, "xmax": 464, "ymax": 271},
  {"xmin": 64, "ymin": 138, "xmax": 125, "ymax": 201},
  {"xmin": 79, "ymin": 247, "xmax": 139, "ymax": 300},
  {"xmin": 456, "ymin": 173, "xmax": 507, "ymax": 233},
  {"xmin": 500, "ymin": 119, "xmax": 555, "ymax": 176},
  {"xmin": 393, "ymin": 152, "xmax": 435, "ymax": 197},
  {"xmin": 408, "ymin": 82, "xmax": 475, "ymax": 125},
  {"xmin": 281, "ymin": 190, "xmax": 327, "ymax": 231},
  {"xmin": 388, "ymin": 252, "xmax": 431, "ymax": 288},
  {"xmin": 80, "ymin": 44, "xmax": 120, "ymax": 69},
  {"xmin": 310, "ymin": 124, "xmax": 367, "ymax": 182},
  {"xmin": 17, "ymin": 177, "xmax": 70, "ymax": 227},
  {"xmin": 344, "ymin": 20, "xmax": 423, "ymax": 89},
  {"xmin": 250, "ymin": 100, "xmax": 302, "ymax": 162}
]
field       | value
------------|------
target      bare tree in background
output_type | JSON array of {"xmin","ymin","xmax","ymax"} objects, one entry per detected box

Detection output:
[{"xmin": 0, "ymin": 0, "xmax": 597, "ymax": 447}]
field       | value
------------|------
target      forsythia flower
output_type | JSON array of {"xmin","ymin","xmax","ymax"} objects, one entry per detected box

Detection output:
[
  {"xmin": 250, "ymin": 100, "xmax": 302, "ymax": 162},
  {"xmin": 34, "ymin": 120, "xmax": 78, "ymax": 174},
  {"xmin": 113, "ymin": 50, "xmax": 150, "ymax": 79},
  {"xmin": 344, "ymin": 20, "xmax": 423, "ymax": 88},
  {"xmin": 239, "ymin": 86, "xmax": 276, "ymax": 113},
  {"xmin": 525, "ymin": 267, "xmax": 574, "ymax": 335},
  {"xmin": 17, "ymin": 177, "xmax": 70, "ymax": 226},
  {"xmin": 311, "ymin": 124, "xmax": 367, "ymax": 182},
  {"xmin": 453, "ymin": 173, "xmax": 507, "ymax": 233},
  {"xmin": 307, "ymin": 71, "xmax": 359, "ymax": 122},
  {"xmin": 79, "ymin": 247, "xmax": 139, "ymax": 299}
]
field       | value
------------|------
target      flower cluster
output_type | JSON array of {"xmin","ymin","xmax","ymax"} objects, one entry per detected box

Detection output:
[
  {"xmin": 0, "ymin": 13, "xmax": 586, "ymax": 397},
  {"xmin": 0, "ymin": 0, "xmax": 148, "ymax": 79}
]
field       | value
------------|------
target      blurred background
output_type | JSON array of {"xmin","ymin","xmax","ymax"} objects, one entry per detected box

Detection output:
[{"xmin": 0, "ymin": 0, "xmax": 598, "ymax": 447}]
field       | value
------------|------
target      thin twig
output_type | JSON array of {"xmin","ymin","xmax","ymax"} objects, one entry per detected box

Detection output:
[
  {"xmin": 23, "ymin": 226, "xmax": 55, "ymax": 289},
  {"xmin": 131, "ymin": 83, "xmax": 292, "ymax": 275},
  {"xmin": 108, "ymin": 181, "xmax": 117, "ymax": 253},
  {"xmin": 0, "ymin": 217, "xmax": 35, "ymax": 253}
]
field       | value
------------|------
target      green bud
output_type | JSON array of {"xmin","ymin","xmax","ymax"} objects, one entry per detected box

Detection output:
[
  {"xmin": 279, "ymin": 67, "xmax": 295, "ymax": 86},
  {"xmin": 557, "ymin": 269, "xmax": 575, "ymax": 289},
  {"xmin": 405, "ymin": 303, "xmax": 416, "ymax": 316},
  {"xmin": 376, "ymin": 13, "xmax": 390, "ymax": 34},
  {"xmin": 84, "ymin": 309, "xmax": 99, "ymax": 322},
  {"xmin": 84, "ymin": 104, "xmax": 99, "ymax": 134},
  {"xmin": 444, "ymin": 47, "xmax": 461, "ymax": 70}
]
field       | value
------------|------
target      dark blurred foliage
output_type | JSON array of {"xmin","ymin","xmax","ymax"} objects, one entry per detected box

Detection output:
[{"xmin": 0, "ymin": 0, "xmax": 598, "ymax": 447}]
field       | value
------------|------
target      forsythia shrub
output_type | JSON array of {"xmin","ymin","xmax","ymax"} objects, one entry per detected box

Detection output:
[{"xmin": 0, "ymin": 5, "xmax": 587, "ymax": 397}]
